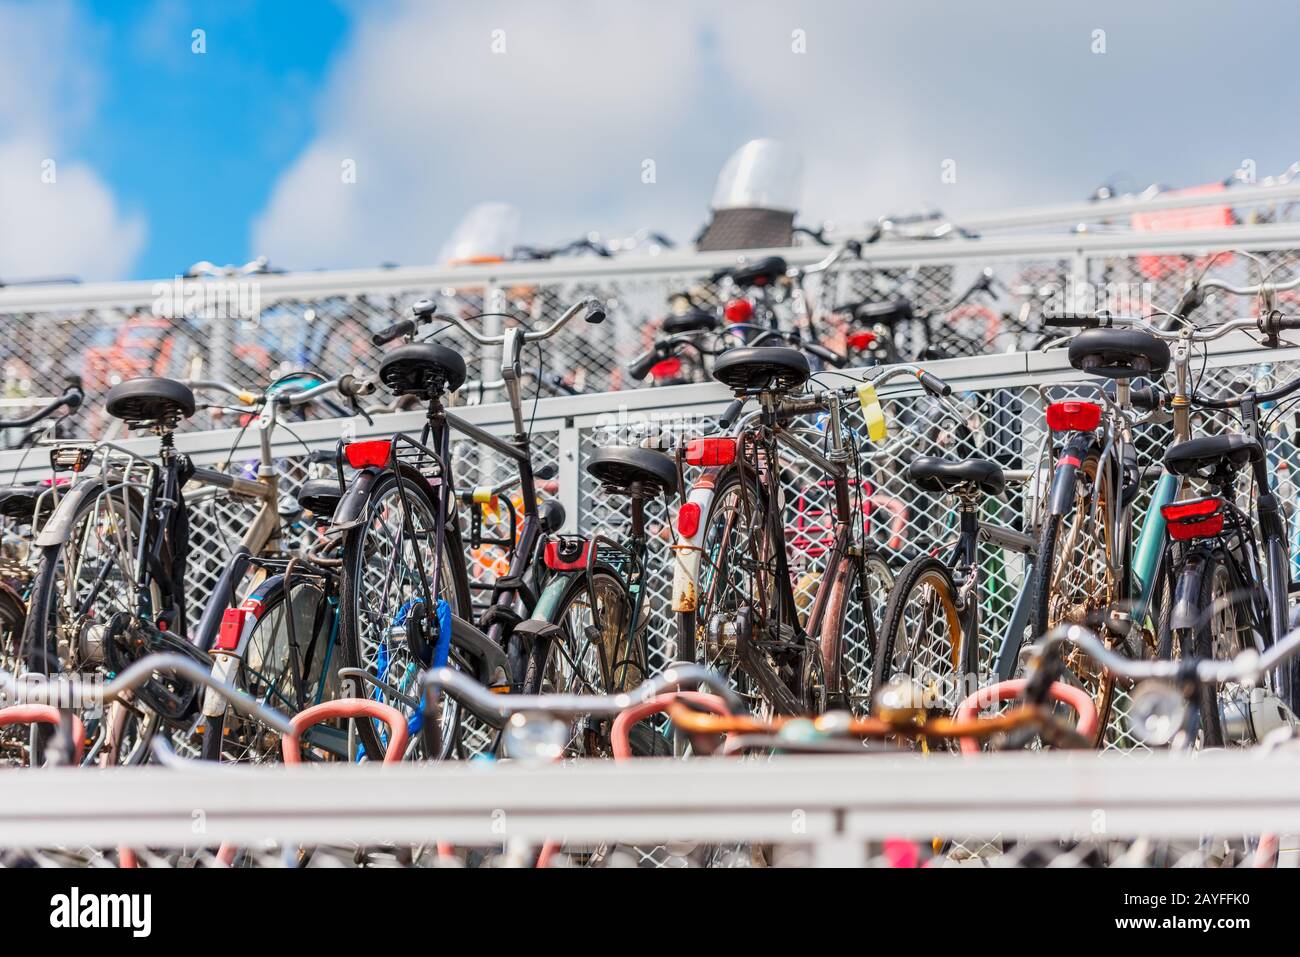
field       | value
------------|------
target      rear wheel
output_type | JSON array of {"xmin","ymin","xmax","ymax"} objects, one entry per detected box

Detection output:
[
  {"xmin": 338, "ymin": 470, "xmax": 471, "ymax": 761},
  {"xmin": 1158, "ymin": 552, "xmax": 1254, "ymax": 748},
  {"xmin": 821, "ymin": 558, "xmax": 876, "ymax": 715},
  {"xmin": 1031, "ymin": 453, "xmax": 1117, "ymax": 745},
  {"xmin": 874, "ymin": 556, "xmax": 972, "ymax": 717},
  {"xmin": 203, "ymin": 579, "xmax": 341, "ymax": 763},
  {"xmin": 692, "ymin": 468, "xmax": 784, "ymax": 715},
  {"xmin": 523, "ymin": 567, "xmax": 636, "ymax": 755}
]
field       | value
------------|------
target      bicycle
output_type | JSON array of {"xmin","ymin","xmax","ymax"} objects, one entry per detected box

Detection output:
[
  {"xmin": 331, "ymin": 293, "xmax": 607, "ymax": 760},
  {"xmin": 671, "ymin": 347, "xmax": 951, "ymax": 716},
  {"xmin": 873, "ymin": 454, "xmax": 1036, "ymax": 718},
  {"xmin": 23, "ymin": 373, "xmax": 369, "ymax": 764},
  {"xmin": 1039, "ymin": 284, "xmax": 1300, "ymax": 741},
  {"xmin": 520, "ymin": 440, "xmax": 678, "ymax": 755}
]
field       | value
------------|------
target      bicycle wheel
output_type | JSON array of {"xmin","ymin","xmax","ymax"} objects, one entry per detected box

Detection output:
[
  {"xmin": 820, "ymin": 556, "xmax": 876, "ymax": 715},
  {"xmin": 202, "ymin": 578, "xmax": 340, "ymax": 763},
  {"xmin": 0, "ymin": 583, "xmax": 24, "ymax": 682},
  {"xmin": 874, "ymin": 555, "xmax": 971, "ymax": 715},
  {"xmin": 338, "ymin": 469, "xmax": 471, "ymax": 760},
  {"xmin": 692, "ymin": 468, "xmax": 786, "ymax": 714},
  {"xmin": 863, "ymin": 552, "xmax": 894, "ymax": 636},
  {"xmin": 1030, "ymin": 452, "xmax": 1116, "ymax": 743},
  {"xmin": 1157, "ymin": 551, "xmax": 1254, "ymax": 747},
  {"xmin": 23, "ymin": 486, "xmax": 162, "ymax": 766},
  {"xmin": 523, "ymin": 566, "xmax": 641, "ymax": 755}
]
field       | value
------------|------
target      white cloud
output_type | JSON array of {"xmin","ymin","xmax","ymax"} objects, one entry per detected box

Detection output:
[
  {"xmin": 0, "ymin": 1, "xmax": 145, "ymax": 281},
  {"xmin": 253, "ymin": 0, "xmax": 1067, "ymax": 269},
  {"xmin": 254, "ymin": 0, "xmax": 1300, "ymax": 270},
  {"xmin": 253, "ymin": 0, "xmax": 718, "ymax": 268},
  {"xmin": 0, "ymin": 138, "xmax": 145, "ymax": 281}
]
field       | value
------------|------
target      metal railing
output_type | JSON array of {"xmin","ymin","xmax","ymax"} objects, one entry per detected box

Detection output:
[{"xmin": 1, "ymin": 750, "xmax": 1297, "ymax": 867}]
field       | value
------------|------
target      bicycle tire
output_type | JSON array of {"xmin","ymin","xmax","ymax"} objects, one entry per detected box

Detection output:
[
  {"xmin": 523, "ymin": 566, "xmax": 638, "ymax": 754},
  {"xmin": 873, "ymin": 555, "xmax": 972, "ymax": 713},
  {"xmin": 338, "ymin": 468, "xmax": 471, "ymax": 760},
  {"xmin": 22, "ymin": 486, "xmax": 164, "ymax": 766}
]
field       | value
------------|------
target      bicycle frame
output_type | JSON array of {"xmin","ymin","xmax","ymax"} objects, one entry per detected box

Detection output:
[{"xmin": 945, "ymin": 500, "xmax": 1035, "ymax": 680}]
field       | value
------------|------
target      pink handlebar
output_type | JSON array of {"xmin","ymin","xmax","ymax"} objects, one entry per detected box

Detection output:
[
  {"xmin": 283, "ymin": 699, "xmax": 409, "ymax": 765},
  {"xmin": 0, "ymin": 704, "xmax": 85, "ymax": 765},
  {"xmin": 954, "ymin": 678, "xmax": 1098, "ymax": 754}
]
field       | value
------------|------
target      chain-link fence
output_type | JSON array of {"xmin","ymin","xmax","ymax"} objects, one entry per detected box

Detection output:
[{"xmin": 4, "ymin": 223, "xmax": 1300, "ymax": 443}]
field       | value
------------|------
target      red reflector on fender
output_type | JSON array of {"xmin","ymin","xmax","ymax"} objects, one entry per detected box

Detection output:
[
  {"xmin": 216, "ymin": 607, "xmax": 250, "ymax": 651},
  {"xmin": 684, "ymin": 437, "xmax": 737, "ymax": 467},
  {"xmin": 650, "ymin": 357, "xmax": 682, "ymax": 378},
  {"xmin": 1161, "ymin": 497, "xmax": 1225, "ymax": 541},
  {"xmin": 544, "ymin": 540, "xmax": 590, "ymax": 571},
  {"xmin": 677, "ymin": 502, "xmax": 701, "ymax": 538},
  {"xmin": 724, "ymin": 299, "xmax": 754, "ymax": 324},
  {"xmin": 344, "ymin": 439, "xmax": 393, "ymax": 469},
  {"xmin": 1046, "ymin": 401, "xmax": 1102, "ymax": 433}
]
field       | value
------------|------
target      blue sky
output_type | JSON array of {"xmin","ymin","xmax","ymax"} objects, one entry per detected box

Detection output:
[
  {"xmin": 4, "ymin": 0, "xmax": 1300, "ymax": 282},
  {"xmin": 79, "ymin": 0, "xmax": 350, "ymax": 278}
]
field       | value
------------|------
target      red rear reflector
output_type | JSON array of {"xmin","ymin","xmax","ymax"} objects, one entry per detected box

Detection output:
[
  {"xmin": 544, "ymin": 539, "xmax": 590, "ymax": 571},
  {"xmin": 677, "ymin": 502, "xmax": 701, "ymax": 538},
  {"xmin": 1045, "ymin": 401, "xmax": 1102, "ymax": 433},
  {"xmin": 1161, "ymin": 497, "xmax": 1225, "ymax": 541},
  {"xmin": 216, "ymin": 607, "xmax": 250, "ymax": 651},
  {"xmin": 724, "ymin": 299, "xmax": 754, "ymax": 324},
  {"xmin": 847, "ymin": 331, "xmax": 877, "ymax": 350},
  {"xmin": 649, "ymin": 357, "xmax": 682, "ymax": 378},
  {"xmin": 344, "ymin": 439, "xmax": 393, "ymax": 469},
  {"xmin": 684, "ymin": 437, "xmax": 737, "ymax": 467}
]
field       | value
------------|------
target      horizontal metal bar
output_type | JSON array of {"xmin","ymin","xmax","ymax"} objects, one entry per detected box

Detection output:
[
  {"xmin": 7, "ymin": 222, "xmax": 1300, "ymax": 313},
  {"xmin": 0, "ymin": 751, "xmax": 1297, "ymax": 848},
  {"xmin": 959, "ymin": 178, "xmax": 1300, "ymax": 233},
  {"xmin": 2, "ymin": 335, "xmax": 1297, "ymax": 484}
]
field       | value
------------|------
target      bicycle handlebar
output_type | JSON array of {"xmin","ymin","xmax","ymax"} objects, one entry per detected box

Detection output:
[
  {"xmin": 183, "ymin": 375, "xmax": 372, "ymax": 409},
  {"xmin": 0, "ymin": 652, "xmax": 294, "ymax": 736},
  {"xmin": 1031, "ymin": 624, "xmax": 1300, "ymax": 687},
  {"xmin": 0, "ymin": 377, "xmax": 83, "ymax": 429},
  {"xmin": 419, "ymin": 663, "xmax": 747, "ymax": 720},
  {"xmin": 398, "ymin": 296, "xmax": 606, "ymax": 348}
]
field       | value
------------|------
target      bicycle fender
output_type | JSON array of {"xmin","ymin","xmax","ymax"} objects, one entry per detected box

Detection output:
[
  {"xmin": 1169, "ymin": 550, "xmax": 1211, "ymax": 633},
  {"xmin": 670, "ymin": 469, "xmax": 720, "ymax": 613},
  {"xmin": 1046, "ymin": 434, "xmax": 1099, "ymax": 517},
  {"xmin": 324, "ymin": 466, "xmax": 382, "ymax": 534},
  {"xmin": 33, "ymin": 477, "xmax": 138, "ymax": 547},
  {"xmin": 449, "ymin": 614, "xmax": 509, "ymax": 686},
  {"xmin": 529, "ymin": 573, "xmax": 574, "ymax": 624}
]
